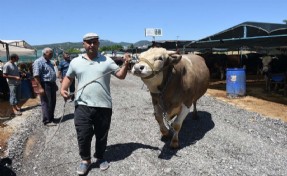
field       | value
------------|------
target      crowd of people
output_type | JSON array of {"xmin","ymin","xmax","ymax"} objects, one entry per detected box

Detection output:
[{"xmin": 1, "ymin": 32, "xmax": 131, "ymax": 175}]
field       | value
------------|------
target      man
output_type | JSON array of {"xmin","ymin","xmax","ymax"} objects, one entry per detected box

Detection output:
[
  {"xmin": 32, "ymin": 48, "xmax": 58, "ymax": 126},
  {"xmin": 60, "ymin": 32, "xmax": 130, "ymax": 175},
  {"xmin": 58, "ymin": 51, "xmax": 75, "ymax": 101},
  {"xmin": 3, "ymin": 54, "xmax": 22, "ymax": 116}
]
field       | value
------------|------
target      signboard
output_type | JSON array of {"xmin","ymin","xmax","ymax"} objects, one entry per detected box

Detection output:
[{"xmin": 145, "ymin": 28, "xmax": 163, "ymax": 37}]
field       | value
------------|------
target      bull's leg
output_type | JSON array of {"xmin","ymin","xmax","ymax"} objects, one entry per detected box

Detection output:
[
  {"xmin": 154, "ymin": 106, "xmax": 169, "ymax": 138},
  {"xmin": 170, "ymin": 104, "xmax": 189, "ymax": 149},
  {"xmin": 191, "ymin": 101, "xmax": 198, "ymax": 120}
]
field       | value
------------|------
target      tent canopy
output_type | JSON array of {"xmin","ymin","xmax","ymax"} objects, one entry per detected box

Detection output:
[
  {"xmin": 186, "ymin": 21, "xmax": 287, "ymax": 50},
  {"xmin": 0, "ymin": 40, "xmax": 36, "ymax": 59}
]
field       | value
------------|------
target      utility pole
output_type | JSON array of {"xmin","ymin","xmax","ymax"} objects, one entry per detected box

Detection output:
[{"xmin": 176, "ymin": 36, "xmax": 179, "ymax": 49}]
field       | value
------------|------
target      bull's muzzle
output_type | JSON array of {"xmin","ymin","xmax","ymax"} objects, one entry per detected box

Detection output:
[{"xmin": 132, "ymin": 64, "xmax": 145, "ymax": 74}]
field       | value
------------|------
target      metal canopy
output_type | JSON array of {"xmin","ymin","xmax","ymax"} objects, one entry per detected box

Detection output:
[{"xmin": 186, "ymin": 21, "xmax": 287, "ymax": 50}]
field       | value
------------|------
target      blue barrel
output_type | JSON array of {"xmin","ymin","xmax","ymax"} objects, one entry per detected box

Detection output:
[{"xmin": 226, "ymin": 68, "xmax": 246, "ymax": 97}]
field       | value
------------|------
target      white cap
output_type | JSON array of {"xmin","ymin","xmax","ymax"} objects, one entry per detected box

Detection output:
[{"xmin": 83, "ymin": 33, "xmax": 99, "ymax": 40}]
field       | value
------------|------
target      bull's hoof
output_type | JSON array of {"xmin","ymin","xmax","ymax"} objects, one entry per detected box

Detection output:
[{"xmin": 170, "ymin": 141, "xmax": 179, "ymax": 149}]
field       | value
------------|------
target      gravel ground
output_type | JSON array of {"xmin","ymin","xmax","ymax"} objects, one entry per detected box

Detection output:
[{"xmin": 2, "ymin": 73, "xmax": 287, "ymax": 176}]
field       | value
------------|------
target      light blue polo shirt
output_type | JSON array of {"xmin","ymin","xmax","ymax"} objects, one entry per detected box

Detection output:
[{"xmin": 66, "ymin": 54, "xmax": 120, "ymax": 108}]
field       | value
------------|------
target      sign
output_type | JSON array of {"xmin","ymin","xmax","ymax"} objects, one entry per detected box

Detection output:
[{"xmin": 145, "ymin": 28, "xmax": 163, "ymax": 37}]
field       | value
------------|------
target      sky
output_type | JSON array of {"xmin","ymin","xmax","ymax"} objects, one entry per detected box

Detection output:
[{"xmin": 1, "ymin": 0, "xmax": 286, "ymax": 45}]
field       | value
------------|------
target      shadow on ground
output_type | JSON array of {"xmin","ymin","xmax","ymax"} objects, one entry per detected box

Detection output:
[
  {"xmin": 100, "ymin": 111, "xmax": 214, "ymax": 162},
  {"xmin": 54, "ymin": 113, "xmax": 74, "ymax": 123},
  {"xmin": 104, "ymin": 142, "xmax": 161, "ymax": 163},
  {"xmin": 0, "ymin": 158, "xmax": 16, "ymax": 176},
  {"xmin": 158, "ymin": 111, "xmax": 214, "ymax": 160}
]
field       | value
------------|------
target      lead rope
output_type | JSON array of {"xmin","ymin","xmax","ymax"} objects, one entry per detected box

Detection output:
[{"xmin": 157, "ymin": 71, "xmax": 175, "ymax": 133}]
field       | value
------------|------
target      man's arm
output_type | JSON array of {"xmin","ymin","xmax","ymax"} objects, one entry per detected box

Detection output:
[
  {"xmin": 58, "ymin": 70, "xmax": 63, "ymax": 82},
  {"xmin": 33, "ymin": 76, "xmax": 45, "ymax": 95},
  {"xmin": 2, "ymin": 66, "xmax": 21, "ymax": 80},
  {"xmin": 60, "ymin": 76, "xmax": 74, "ymax": 100},
  {"xmin": 115, "ymin": 53, "xmax": 131, "ymax": 79},
  {"xmin": 2, "ymin": 73, "xmax": 21, "ymax": 81}
]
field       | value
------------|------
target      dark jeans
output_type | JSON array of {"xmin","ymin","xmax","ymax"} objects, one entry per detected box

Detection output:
[
  {"xmin": 8, "ymin": 84, "xmax": 21, "ymax": 105},
  {"xmin": 40, "ymin": 82, "xmax": 57, "ymax": 124},
  {"xmin": 74, "ymin": 105, "xmax": 112, "ymax": 161}
]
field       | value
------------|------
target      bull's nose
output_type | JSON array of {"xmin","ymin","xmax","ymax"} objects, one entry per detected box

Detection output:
[{"xmin": 134, "ymin": 64, "xmax": 145, "ymax": 71}]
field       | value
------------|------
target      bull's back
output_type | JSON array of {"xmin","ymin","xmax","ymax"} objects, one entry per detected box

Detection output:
[{"xmin": 178, "ymin": 54, "xmax": 210, "ymax": 106}]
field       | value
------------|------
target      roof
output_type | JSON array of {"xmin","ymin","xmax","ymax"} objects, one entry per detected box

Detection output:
[
  {"xmin": 0, "ymin": 40, "xmax": 36, "ymax": 58},
  {"xmin": 186, "ymin": 21, "xmax": 287, "ymax": 50},
  {"xmin": 153, "ymin": 40, "xmax": 194, "ymax": 49}
]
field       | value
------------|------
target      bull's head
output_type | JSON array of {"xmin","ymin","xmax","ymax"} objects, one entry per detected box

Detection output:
[
  {"xmin": 131, "ymin": 47, "xmax": 181, "ymax": 79},
  {"xmin": 260, "ymin": 55, "xmax": 278, "ymax": 74}
]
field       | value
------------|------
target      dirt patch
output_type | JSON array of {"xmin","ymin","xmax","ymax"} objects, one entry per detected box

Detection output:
[
  {"xmin": 23, "ymin": 134, "xmax": 37, "ymax": 158},
  {"xmin": 207, "ymin": 78, "xmax": 287, "ymax": 122},
  {"xmin": 0, "ymin": 97, "xmax": 40, "ymax": 157},
  {"xmin": 0, "ymin": 124, "xmax": 13, "ymax": 156}
]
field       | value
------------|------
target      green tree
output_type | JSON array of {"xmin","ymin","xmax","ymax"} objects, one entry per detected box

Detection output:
[
  {"xmin": 100, "ymin": 45, "xmax": 123, "ymax": 51},
  {"xmin": 66, "ymin": 48, "xmax": 81, "ymax": 54},
  {"xmin": 283, "ymin": 19, "xmax": 287, "ymax": 24}
]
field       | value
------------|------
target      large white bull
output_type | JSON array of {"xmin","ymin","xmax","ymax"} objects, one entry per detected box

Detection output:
[{"xmin": 131, "ymin": 48, "xmax": 210, "ymax": 148}]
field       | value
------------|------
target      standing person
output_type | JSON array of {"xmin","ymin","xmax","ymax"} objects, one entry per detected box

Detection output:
[
  {"xmin": 2, "ymin": 54, "xmax": 22, "ymax": 116},
  {"xmin": 60, "ymin": 32, "xmax": 130, "ymax": 175},
  {"xmin": 32, "ymin": 47, "xmax": 58, "ymax": 126},
  {"xmin": 58, "ymin": 51, "xmax": 75, "ymax": 101}
]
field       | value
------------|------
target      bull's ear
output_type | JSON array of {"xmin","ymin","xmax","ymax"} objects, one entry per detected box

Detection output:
[{"xmin": 168, "ymin": 53, "xmax": 182, "ymax": 64}]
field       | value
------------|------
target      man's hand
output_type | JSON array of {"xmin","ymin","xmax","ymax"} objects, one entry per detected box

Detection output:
[
  {"xmin": 123, "ymin": 53, "xmax": 131, "ymax": 65},
  {"xmin": 15, "ymin": 76, "xmax": 21, "ymax": 81},
  {"xmin": 38, "ymin": 87, "xmax": 45, "ymax": 96},
  {"xmin": 60, "ymin": 89, "xmax": 70, "ymax": 101}
]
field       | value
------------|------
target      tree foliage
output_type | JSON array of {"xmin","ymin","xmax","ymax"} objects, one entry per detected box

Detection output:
[
  {"xmin": 66, "ymin": 48, "xmax": 82, "ymax": 54},
  {"xmin": 100, "ymin": 45, "xmax": 123, "ymax": 51}
]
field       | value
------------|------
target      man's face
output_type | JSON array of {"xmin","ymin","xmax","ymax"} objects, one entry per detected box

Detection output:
[
  {"xmin": 44, "ymin": 50, "xmax": 53, "ymax": 60},
  {"xmin": 63, "ymin": 53, "xmax": 70, "ymax": 60},
  {"xmin": 83, "ymin": 39, "xmax": 99, "ymax": 54},
  {"xmin": 11, "ymin": 56, "xmax": 19, "ymax": 62}
]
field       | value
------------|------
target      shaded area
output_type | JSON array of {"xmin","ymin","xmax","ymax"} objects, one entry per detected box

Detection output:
[
  {"xmin": 104, "ymin": 142, "xmax": 160, "ymax": 163},
  {"xmin": 158, "ymin": 111, "xmax": 214, "ymax": 160},
  {"xmin": 54, "ymin": 113, "xmax": 74, "ymax": 123},
  {"xmin": 0, "ymin": 157, "xmax": 16, "ymax": 176}
]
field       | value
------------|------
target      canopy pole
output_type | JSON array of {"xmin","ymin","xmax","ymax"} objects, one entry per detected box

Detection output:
[{"xmin": 5, "ymin": 43, "xmax": 10, "ymax": 61}]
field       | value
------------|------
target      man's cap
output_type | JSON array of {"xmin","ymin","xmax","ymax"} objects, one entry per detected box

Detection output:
[{"xmin": 83, "ymin": 33, "xmax": 99, "ymax": 41}]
